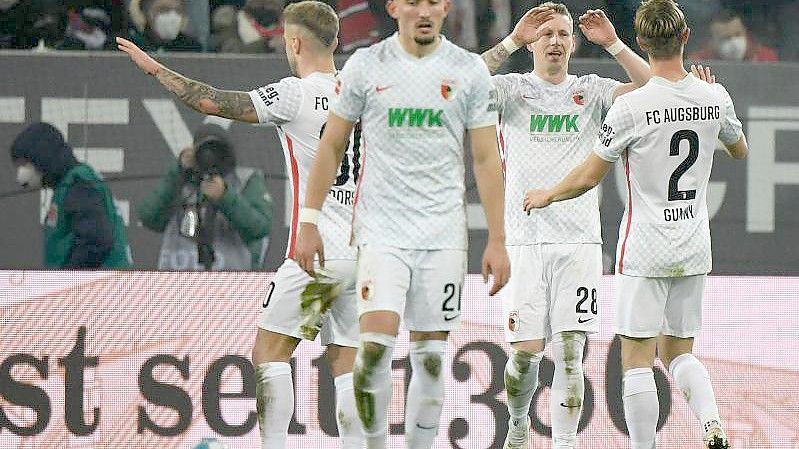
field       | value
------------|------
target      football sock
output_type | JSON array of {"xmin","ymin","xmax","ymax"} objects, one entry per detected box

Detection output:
[
  {"xmin": 550, "ymin": 331, "xmax": 587, "ymax": 449},
  {"xmin": 504, "ymin": 347, "xmax": 543, "ymax": 420},
  {"xmin": 405, "ymin": 339, "xmax": 448, "ymax": 449},
  {"xmin": 255, "ymin": 361, "xmax": 293, "ymax": 449},
  {"xmin": 353, "ymin": 332, "xmax": 396, "ymax": 449},
  {"xmin": 335, "ymin": 372, "xmax": 364, "ymax": 449},
  {"xmin": 669, "ymin": 353, "xmax": 723, "ymax": 432},
  {"xmin": 623, "ymin": 367, "xmax": 658, "ymax": 449}
]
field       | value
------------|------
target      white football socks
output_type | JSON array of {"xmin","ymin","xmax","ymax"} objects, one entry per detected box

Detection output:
[
  {"xmin": 334, "ymin": 372, "xmax": 364, "ymax": 449},
  {"xmin": 353, "ymin": 332, "xmax": 396, "ymax": 449},
  {"xmin": 669, "ymin": 353, "xmax": 723, "ymax": 432},
  {"xmin": 550, "ymin": 332, "xmax": 587, "ymax": 449},
  {"xmin": 405, "ymin": 339, "xmax": 448, "ymax": 449},
  {"xmin": 255, "ymin": 361, "xmax": 293, "ymax": 449},
  {"xmin": 623, "ymin": 367, "xmax": 658, "ymax": 449},
  {"xmin": 504, "ymin": 347, "xmax": 543, "ymax": 420}
]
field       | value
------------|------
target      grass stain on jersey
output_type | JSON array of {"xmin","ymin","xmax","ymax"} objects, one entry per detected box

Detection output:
[
  {"xmin": 388, "ymin": 108, "xmax": 444, "ymax": 127},
  {"xmin": 529, "ymin": 114, "xmax": 579, "ymax": 133}
]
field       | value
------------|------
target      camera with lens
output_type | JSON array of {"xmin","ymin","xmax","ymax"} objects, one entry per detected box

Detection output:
[{"xmin": 179, "ymin": 134, "xmax": 236, "ymax": 270}]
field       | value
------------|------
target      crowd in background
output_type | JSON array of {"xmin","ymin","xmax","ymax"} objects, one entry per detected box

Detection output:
[{"xmin": 1, "ymin": 0, "xmax": 798, "ymax": 62}]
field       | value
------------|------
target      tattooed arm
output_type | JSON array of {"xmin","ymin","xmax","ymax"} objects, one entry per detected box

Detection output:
[
  {"xmin": 116, "ymin": 37, "xmax": 258, "ymax": 123},
  {"xmin": 481, "ymin": 44, "xmax": 513, "ymax": 76},
  {"xmin": 154, "ymin": 67, "xmax": 258, "ymax": 123},
  {"xmin": 481, "ymin": 6, "xmax": 554, "ymax": 75}
]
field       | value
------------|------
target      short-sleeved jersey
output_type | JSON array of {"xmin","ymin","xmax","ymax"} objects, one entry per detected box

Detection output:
[
  {"xmin": 594, "ymin": 74, "xmax": 743, "ymax": 277},
  {"xmin": 248, "ymin": 72, "xmax": 358, "ymax": 260},
  {"xmin": 493, "ymin": 72, "xmax": 621, "ymax": 245},
  {"xmin": 332, "ymin": 34, "xmax": 497, "ymax": 250}
]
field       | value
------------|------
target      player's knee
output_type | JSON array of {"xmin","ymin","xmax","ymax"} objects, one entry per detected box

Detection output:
[
  {"xmin": 553, "ymin": 331, "xmax": 586, "ymax": 376},
  {"xmin": 508, "ymin": 347, "xmax": 538, "ymax": 373}
]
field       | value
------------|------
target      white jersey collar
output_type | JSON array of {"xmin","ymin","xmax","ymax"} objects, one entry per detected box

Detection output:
[
  {"xmin": 389, "ymin": 32, "xmax": 448, "ymax": 62},
  {"xmin": 526, "ymin": 71, "xmax": 577, "ymax": 90},
  {"xmin": 649, "ymin": 73, "xmax": 696, "ymax": 89}
]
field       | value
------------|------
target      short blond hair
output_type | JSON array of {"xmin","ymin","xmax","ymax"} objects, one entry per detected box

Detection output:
[
  {"xmin": 634, "ymin": 0, "xmax": 687, "ymax": 59},
  {"xmin": 539, "ymin": 1, "xmax": 573, "ymax": 26},
  {"xmin": 283, "ymin": 1, "xmax": 339, "ymax": 48}
]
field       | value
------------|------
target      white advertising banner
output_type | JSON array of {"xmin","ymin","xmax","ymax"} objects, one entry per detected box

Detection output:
[{"xmin": 1, "ymin": 272, "xmax": 797, "ymax": 448}]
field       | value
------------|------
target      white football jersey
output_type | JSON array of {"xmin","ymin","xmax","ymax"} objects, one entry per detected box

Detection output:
[
  {"xmin": 594, "ymin": 74, "xmax": 743, "ymax": 277},
  {"xmin": 332, "ymin": 34, "xmax": 498, "ymax": 250},
  {"xmin": 249, "ymin": 73, "xmax": 358, "ymax": 260},
  {"xmin": 494, "ymin": 72, "xmax": 621, "ymax": 245}
]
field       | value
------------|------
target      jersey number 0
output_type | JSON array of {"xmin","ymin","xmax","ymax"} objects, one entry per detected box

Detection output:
[{"xmin": 319, "ymin": 122, "xmax": 363, "ymax": 186}]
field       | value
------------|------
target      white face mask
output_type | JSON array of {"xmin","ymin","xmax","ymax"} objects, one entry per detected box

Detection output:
[
  {"xmin": 718, "ymin": 36, "xmax": 747, "ymax": 61},
  {"xmin": 16, "ymin": 164, "xmax": 42, "ymax": 189},
  {"xmin": 153, "ymin": 10, "xmax": 183, "ymax": 41}
]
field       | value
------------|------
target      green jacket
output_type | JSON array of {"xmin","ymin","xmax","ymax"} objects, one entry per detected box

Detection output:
[
  {"xmin": 45, "ymin": 164, "xmax": 132, "ymax": 268},
  {"xmin": 137, "ymin": 161, "xmax": 273, "ymax": 270}
]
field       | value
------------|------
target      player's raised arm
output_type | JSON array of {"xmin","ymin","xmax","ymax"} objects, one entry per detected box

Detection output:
[
  {"xmin": 116, "ymin": 37, "xmax": 259, "ymax": 123},
  {"xmin": 578, "ymin": 10, "xmax": 651, "ymax": 99},
  {"xmin": 481, "ymin": 6, "xmax": 555, "ymax": 75},
  {"xmin": 294, "ymin": 112, "xmax": 354, "ymax": 275},
  {"xmin": 469, "ymin": 125, "xmax": 511, "ymax": 296},
  {"xmin": 523, "ymin": 153, "xmax": 613, "ymax": 211}
]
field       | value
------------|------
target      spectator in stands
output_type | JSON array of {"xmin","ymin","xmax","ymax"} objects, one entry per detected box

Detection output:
[
  {"xmin": 127, "ymin": 0, "xmax": 201, "ymax": 52},
  {"xmin": 58, "ymin": 6, "xmax": 114, "ymax": 50},
  {"xmin": 447, "ymin": 0, "xmax": 512, "ymax": 52},
  {"xmin": 137, "ymin": 124, "xmax": 273, "ymax": 270},
  {"xmin": 336, "ymin": 0, "xmax": 378, "ymax": 52},
  {"xmin": 689, "ymin": 9, "xmax": 778, "ymax": 62},
  {"xmin": 0, "ymin": 0, "xmax": 38, "ymax": 49},
  {"xmin": 210, "ymin": 0, "xmax": 284, "ymax": 53},
  {"xmin": 9, "ymin": 122, "xmax": 132, "ymax": 269},
  {"xmin": 367, "ymin": 0, "xmax": 395, "ymax": 40}
]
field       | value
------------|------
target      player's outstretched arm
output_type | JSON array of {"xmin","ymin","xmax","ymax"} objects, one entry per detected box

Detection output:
[
  {"xmin": 481, "ymin": 6, "xmax": 554, "ymax": 75},
  {"xmin": 116, "ymin": 37, "xmax": 258, "ymax": 123},
  {"xmin": 469, "ymin": 125, "xmax": 510, "ymax": 296},
  {"xmin": 578, "ymin": 10, "xmax": 651, "ymax": 99},
  {"xmin": 524, "ymin": 153, "xmax": 612, "ymax": 211},
  {"xmin": 294, "ymin": 112, "xmax": 354, "ymax": 275}
]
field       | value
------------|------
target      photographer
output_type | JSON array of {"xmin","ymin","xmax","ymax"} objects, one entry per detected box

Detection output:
[{"xmin": 137, "ymin": 124, "xmax": 273, "ymax": 270}]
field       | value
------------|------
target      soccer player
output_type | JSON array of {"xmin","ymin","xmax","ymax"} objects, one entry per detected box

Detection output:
[
  {"xmin": 478, "ymin": 3, "xmax": 651, "ymax": 448},
  {"xmin": 116, "ymin": 2, "xmax": 365, "ymax": 448},
  {"xmin": 294, "ymin": 0, "xmax": 510, "ymax": 448},
  {"xmin": 524, "ymin": 1, "xmax": 747, "ymax": 448}
]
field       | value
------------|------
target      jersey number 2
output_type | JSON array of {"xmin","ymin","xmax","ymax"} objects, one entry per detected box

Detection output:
[
  {"xmin": 668, "ymin": 129, "xmax": 699, "ymax": 201},
  {"xmin": 319, "ymin": 122, "xmax": 362, "ymax": 186}
]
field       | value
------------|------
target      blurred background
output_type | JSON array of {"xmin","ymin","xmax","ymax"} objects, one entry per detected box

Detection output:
[{"xmin": 1, "ymin": 0, "xmax": 798, "ymax": 273}]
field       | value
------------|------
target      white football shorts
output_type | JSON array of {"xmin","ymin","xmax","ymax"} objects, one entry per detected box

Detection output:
[
  {"xmin": 259, "ymin": 258, "xmax": 359, "ymax": 347},
  {"xmin": 356, "ymin": 245, "xmax": 467, "ymax": 332},
  {"xmin": 502, "ymin": 244, "xmax": 602, "ymax": 342},
  {"xmin": 615, "ymin": 273, "xmax": 706, "ymax": 338}
]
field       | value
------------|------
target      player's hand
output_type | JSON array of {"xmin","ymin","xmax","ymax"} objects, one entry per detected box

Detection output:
[
  {"xmin": 510, "ymin": 6, "xmax": 555, "ymax": 46},
  {"xmin": 482, "ymin": 238, "xmax": 510, "ymax": 296},
  {"xmin": 578, "ymin": 9, "xmax": 618, "ymax": 48},
  {"xmin": 116, "ymin": 36, "xmax": 163, "ymax": 76},
  {"xmin": 523, "ymin": 189, "xmax": 553, "ymax": 213},
  {"xmin": 691, "ymin": 64, "xmax": 716, "ymax": 84},
  {"xmin": 200, "ymin": 175, "xmax": 226, "ymax": 202},
  {"xmin": 295, "ymin": 223, "xmax": 324, "ymax": 276}
]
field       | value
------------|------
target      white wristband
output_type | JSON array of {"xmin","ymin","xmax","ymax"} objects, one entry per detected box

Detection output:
[
  {"xmin": 299, "ymin": 208, "xmax": 321, "ymax": 225},
  {"xmin": 501, "ymin": 36, "xmax": 521, "ymax": 54},
  {"xmin": 605, "ymin": 39, "xmax": 626, "ymax": 57}
]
